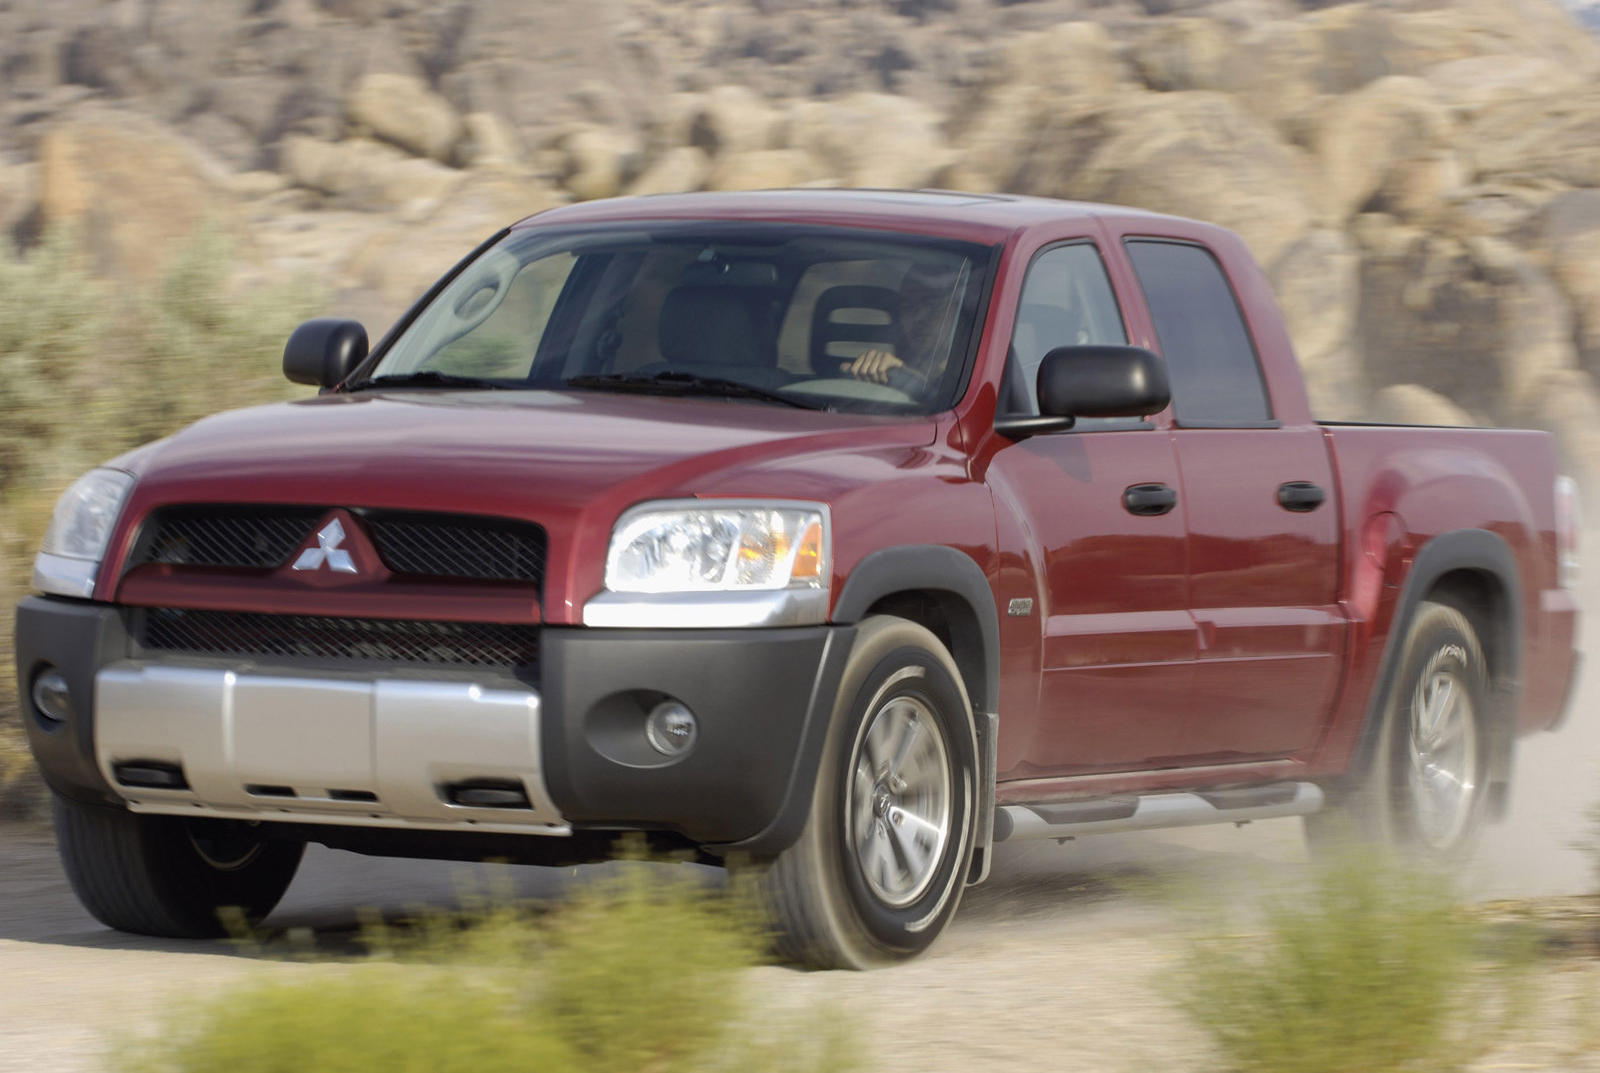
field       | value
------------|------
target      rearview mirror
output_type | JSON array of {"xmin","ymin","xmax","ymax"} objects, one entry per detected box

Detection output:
[{"xmin": 283, "ymin": 318, "xmax": 369, "ymax": 388}]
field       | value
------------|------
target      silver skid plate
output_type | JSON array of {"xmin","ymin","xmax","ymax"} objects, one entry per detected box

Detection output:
[{"xmin": 95, "ymin": 662, "xmax": 569, "ymax": 835}]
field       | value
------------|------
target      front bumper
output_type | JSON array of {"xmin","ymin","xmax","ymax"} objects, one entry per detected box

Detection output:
[{"xmin": 15, "ymin": 596, "xmax": 851, "ymax": 855}]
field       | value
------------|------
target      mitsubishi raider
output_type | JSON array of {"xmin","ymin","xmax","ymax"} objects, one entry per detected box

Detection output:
[{"xmin": 16, "ymin": 190, "xmax": 1581, "ymax": 968}]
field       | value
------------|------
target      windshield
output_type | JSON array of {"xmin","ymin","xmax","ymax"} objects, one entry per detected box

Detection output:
[{"xmin": 359, "ymin": 222, "xmax": 995, "ymax": 415}]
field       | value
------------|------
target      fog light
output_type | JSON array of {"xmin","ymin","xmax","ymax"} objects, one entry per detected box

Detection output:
[
  {"xmin": 645, "ymin": 701, "xmax": 698, "ymax": 757},
  {"xmin": 30, "ymin": 668, "xmax": 72, "ymax": 726}
]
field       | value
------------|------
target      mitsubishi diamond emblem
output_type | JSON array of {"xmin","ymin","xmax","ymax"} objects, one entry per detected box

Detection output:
[{"xmin": 292, "ymin": 518, "xmax": 359, "ymax": 573}]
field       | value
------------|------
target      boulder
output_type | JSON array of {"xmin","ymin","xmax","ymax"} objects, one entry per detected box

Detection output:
[
  {"xmin": 1528, "ymin": 369, "xmax": 1600, "ymax": 489},
  {"xmin": 706, "ymin": 150, "xmax": 820, "ymax": 192},
  {"xmin": 346, "ymin": 72, "xmax": 464, "ymax": 163},
  {"xmin": 1353, "ymin": 225, "xmax": 1505, "ymax": 418},
  {"xmin": 558, "ymin": 126, "xmax": 637, "ymax": 202},
  {"xmin": 1354, "ymin": 225, "xmax": 1578, "ymax": 423},
  {"xmin": 1268, "ymin": 229, "xmax": 1366, "ymax": 418},
  {"xmin": 1372, "ymin": 384, "xmax": 1476, "ymax": 427},
  {"xmin": 1009, "ymin": 92, "xmax": 1316, "ymax": 267},
  {"xmin": 1466, "ymin": 235, "xmax": 1580, "ymax": 420},
  {"xmin": 462, "ymin": 112, "xmax": 523, "ymax": 172},
  {"xmin": 687, "ymin": 85, "xmax": 782, "ymax": 158},
  {"xmin": 36, "ymin": 112, "xmax": 227, "ymax": 279},
  {"xmin": 1537, "ymin": 190, "xmax": 1600, "ymax": 378},
  {"xmin": 1466, "ymin": 86, "xmax": 1600, "ymax": 190},
  {"xmin": 280, "ymin": 136, "xmax": 467, "ymax": 216},
  {"xmin": 1385, "ymin": 0, "xmax": 1600, "ymax": 79},
  {"xmin": 628, "ymin": 147, "xmax": 713, "ymax": 196},
  {"xmin": 1304, "ymin": 76, "xmax": 1455, "ymax": 222},
  {"xmin": 952, "ymin": 21, "xmax": 1130, "ymax": 186},
  {"xmin": 1421, "ymin": 55, "xmax": 1589, "ymax": 118},
  {"xmin": 785, "ymin": 93, "xmax": 952, "ymax": 189}
]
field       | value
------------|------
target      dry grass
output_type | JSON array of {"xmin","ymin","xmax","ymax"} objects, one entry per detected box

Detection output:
[
  {"xmin": 1179, "ymin": 852, "xmax": 1536, "ymax": 1073},
  {"xmin": 122, "ymin": 864, "xmax": 856, "ymax": 1073}
]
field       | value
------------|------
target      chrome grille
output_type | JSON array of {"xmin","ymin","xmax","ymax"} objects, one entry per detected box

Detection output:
[{"xmin": 135, "ymin": 608, "xmax": 540, "ymax": 670}]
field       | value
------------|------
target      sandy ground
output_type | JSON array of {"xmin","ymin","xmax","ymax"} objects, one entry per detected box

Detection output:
[{"xmin": 3, "ymin": 547, "xmax": 1599, "ymax": 1072}]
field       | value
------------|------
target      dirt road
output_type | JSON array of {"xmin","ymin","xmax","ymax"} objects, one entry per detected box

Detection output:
[{"xmin": 3, "ymin": 558, "xmax": 1599, "ymax": 1072}]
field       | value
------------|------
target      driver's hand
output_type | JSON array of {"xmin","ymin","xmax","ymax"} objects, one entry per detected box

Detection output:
[{"xmin": 847, "ymin": 348, "xmax": 906, "ymax": 384}]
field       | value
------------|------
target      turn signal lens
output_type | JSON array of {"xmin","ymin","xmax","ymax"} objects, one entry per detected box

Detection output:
[{"xmin": 791, "ymin": 520, "xmax": 825, "ymax": 581}]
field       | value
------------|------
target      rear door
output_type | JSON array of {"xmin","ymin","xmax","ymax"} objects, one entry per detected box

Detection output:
[{"xmin": 1122, "ymin": 239, "xmax": 1343, "ymax": 760}]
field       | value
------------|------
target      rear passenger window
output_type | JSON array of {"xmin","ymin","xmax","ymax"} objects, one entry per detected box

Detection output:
[{"xmin": 1125, "ymin": 240, "xmax": 1272, "ymax": 426}]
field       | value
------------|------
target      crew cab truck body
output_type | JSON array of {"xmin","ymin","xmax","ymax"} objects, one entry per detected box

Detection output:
[{"xmin": 16, "ymin": 191, "xmax": 1580, "ymax": 967}]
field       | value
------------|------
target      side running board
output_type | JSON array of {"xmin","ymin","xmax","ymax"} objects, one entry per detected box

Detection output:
[{"xmin": 993, "ymin": 781, "xmax": 1324, "ymax": 843}]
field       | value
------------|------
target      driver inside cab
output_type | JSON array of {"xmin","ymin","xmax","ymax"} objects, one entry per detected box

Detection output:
[{"xmin": 844, "ymin": 261, "xmax": 968, "ymax": 395}]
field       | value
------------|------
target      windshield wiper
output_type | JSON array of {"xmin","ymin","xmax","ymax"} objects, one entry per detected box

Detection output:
[
  {"xmin": 347, "ymin": 371, "xmax": 516, "ymax": 392},
  {"xmin": 563, "ymin": 372, "xmax": 823, "ymax": 410}
]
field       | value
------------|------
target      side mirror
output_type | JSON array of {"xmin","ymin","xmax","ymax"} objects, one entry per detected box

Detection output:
[
  {"xmin": 996, "ymin": 345, "xmax": 1170, "ymax": 439},
  {"xmin": 283, "ymin": 318, "xmax": 369, "ymax": 388},
  {"xmin": 1038, "ymin": 345, "xmax": 1169, "ymax": 418}
]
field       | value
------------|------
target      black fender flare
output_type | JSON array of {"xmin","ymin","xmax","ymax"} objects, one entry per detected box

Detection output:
[
  {"xmin": 1349, "ymin": 528, "xmax": 1522, "ymax": 808},
  {"xmin": 831, "ymin": 545, "xmax": 1001, "ymax": 716}
]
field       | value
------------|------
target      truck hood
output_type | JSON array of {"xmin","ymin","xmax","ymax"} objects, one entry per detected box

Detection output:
[{"xmin": 122, "ymin": 389, "xmax": 938, "ymax": 518}]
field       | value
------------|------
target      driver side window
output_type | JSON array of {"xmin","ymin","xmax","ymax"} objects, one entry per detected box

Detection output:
[{"xmin": 1004, "ymin": 243, "xmax": 1129, "ymax": 427}]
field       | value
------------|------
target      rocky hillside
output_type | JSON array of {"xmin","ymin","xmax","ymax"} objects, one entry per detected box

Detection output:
[{"xmin": 4, "ymin": 0, "xmax": 1600, "ymax": 475}]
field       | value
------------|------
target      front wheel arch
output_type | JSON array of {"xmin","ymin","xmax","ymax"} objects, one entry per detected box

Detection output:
[{"xmin": 832, "ymin": 545, "xmax": 1000, "ymax": 717}]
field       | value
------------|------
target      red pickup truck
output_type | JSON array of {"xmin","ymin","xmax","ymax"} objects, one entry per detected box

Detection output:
[{"xmin": 16, "ymin": 190, "xmax": 1581, "ymax": 968}]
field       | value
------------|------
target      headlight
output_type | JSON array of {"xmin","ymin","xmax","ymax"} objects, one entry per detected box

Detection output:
[
  {"xmin": 605, "ymin": 503, "xmax": 829, "ymax": 593},
  {"xmin": 33, "ymin": 468, "xmax": 134, "ymax": 598}
]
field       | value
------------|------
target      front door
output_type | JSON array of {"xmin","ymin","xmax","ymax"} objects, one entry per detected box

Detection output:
[{"xmin": 989, "ymin": 241, "xmax": 1197, "ymax": 776}]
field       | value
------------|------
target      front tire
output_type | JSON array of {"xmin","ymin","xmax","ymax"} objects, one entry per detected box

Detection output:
[
  {"xmin": 761, "ymin": 616, "xmax": 978, "ymax": 969},
  {"xmin": 1305, "ymin": 599, "xmax": 1492, "ymax": 861},
  {"xmin": 54, "ymin": 793, "xmax": 304, "ymax": 938}
]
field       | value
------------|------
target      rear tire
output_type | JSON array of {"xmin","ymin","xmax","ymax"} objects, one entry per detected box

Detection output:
[
  {"xmin": 1305, "ymin": 599, "xmax": 1492, "ymax": 861},
  {"xmin": 53, "ymin": 793, "xmax": 304, "ymax": 938},
  {"xmin": 760, "ymin": 616, "xmax": 978, "ymax": 969}
]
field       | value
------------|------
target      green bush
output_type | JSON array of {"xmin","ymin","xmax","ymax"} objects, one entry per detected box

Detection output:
[
  {"xmin": 0, "ymin": 226, "xmax": 315, "ymax": 813},
  {"xmin": 1179, "ymin": 854, "xmax": 1522, "ymax": 1073},
  {"xmin": 123, "ymin": 868, "xmax": 856, "ymax": 1073}
]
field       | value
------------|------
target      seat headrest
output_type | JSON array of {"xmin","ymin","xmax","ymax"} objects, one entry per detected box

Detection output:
[{"xmin": 658, "ymin": 286, "xmax": 768, "ymax": 368}]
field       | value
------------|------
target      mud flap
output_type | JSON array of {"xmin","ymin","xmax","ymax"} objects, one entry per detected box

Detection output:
[{"xmin": 967, "ymin": 710, "xmax": 999, "ymax": 886}]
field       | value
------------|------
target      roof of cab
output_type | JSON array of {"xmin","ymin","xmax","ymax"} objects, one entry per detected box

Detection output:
[{"xmin": 511, "ymin": 188, "xmax": 1201, "ymax": 245}]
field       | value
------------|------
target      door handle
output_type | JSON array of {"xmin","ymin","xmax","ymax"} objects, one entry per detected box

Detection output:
[
  {"xmin": 1123, "ymin": 483, "xmax": 1178, "ymax": 516},
  {"xmin": 1277, "ymin": 481, "xmax": 1326, "ymax": 512}
]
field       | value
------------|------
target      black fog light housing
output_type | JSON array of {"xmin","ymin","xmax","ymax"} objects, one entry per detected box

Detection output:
[{"xmin": 30, "ymin": 667, "xmax": 72, "ymax": 727}]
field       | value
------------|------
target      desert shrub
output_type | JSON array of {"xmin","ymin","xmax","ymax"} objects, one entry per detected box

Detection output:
[
  {"xmin": 1180, "ymin": 854, "xmax": 1522, "ymax": 1073},
  {"xmin": 0, "ymin": 226, "xmax": 314, "ymax": 813},
  {"xmin": 123, "ymin": 868, "xmax": 855, "ymax": 1073}
]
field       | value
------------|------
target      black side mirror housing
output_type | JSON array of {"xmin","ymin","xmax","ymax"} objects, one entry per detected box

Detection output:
[
  {"xmin": 1037, "ymin": 344, "xmax": 1170, "ymax": 419},
  {"xmin": 996, "ymin": 345, "xmax": 1170, "ymax": 440},
  {"xmin": 283, "ymin": 318, "xmax": 369, "ymax": 388}
]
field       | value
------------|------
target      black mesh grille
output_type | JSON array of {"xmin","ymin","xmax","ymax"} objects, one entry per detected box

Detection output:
[
  {"xmin": 131, "ymin": 507, "xmax": 547, "ymax": 588},
  {"xmin": 368, "ymin": 515, "xmax": 545, "ymax": 584},
  {"xmin": 136, "ymin": 609, "xmax": 540, "ymax": 670},
  {"xmin": 139, "ymin": 507, "xmax": 326, "ymax": 569}
]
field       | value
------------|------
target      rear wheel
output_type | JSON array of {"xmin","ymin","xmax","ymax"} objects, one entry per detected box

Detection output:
[
  {"xmin": 54, "ymin": 793, "xmax": 304, "ymax": 938},
  {"xmin": 760, "ymin": 616, "xmax": 978, "ymax": 969},
  {"xmin": 1305, "ymin": 600, "xmax": 1491, "ymax": 861}
]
